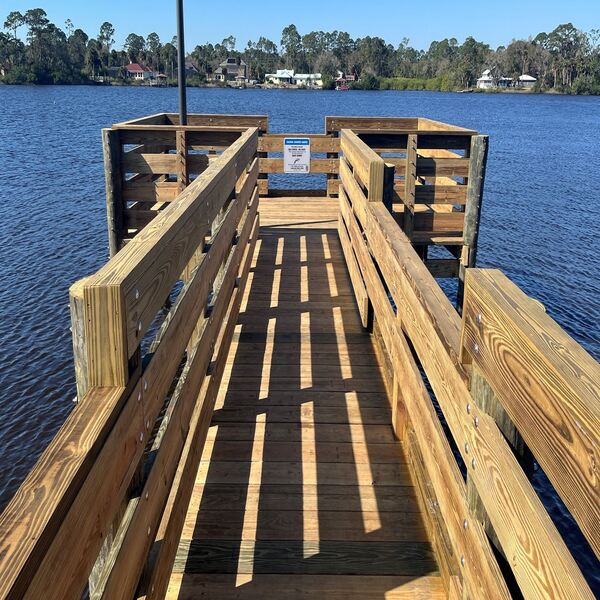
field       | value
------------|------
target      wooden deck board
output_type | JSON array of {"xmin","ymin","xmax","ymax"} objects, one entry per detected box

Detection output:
[{"xmin": 165, "ymin": 197, "xmax": 442, "ymax": 599}]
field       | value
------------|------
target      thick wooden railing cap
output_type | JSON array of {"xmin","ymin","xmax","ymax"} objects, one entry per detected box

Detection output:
[
  {"xmin": 340, "ymin": 130, "xmax": 385, "ymax": 201},
  {"xmin": 461, "ymin": 268, "xmax": 600, "ymax": 558}
]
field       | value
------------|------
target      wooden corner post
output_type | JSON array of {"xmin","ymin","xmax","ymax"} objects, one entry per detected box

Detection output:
[
  {"xmin": 458, "ymin": 135, "xmax": 489, "ymax": 309},
  {"xmin": 102, "ymin": 128, "xmax": 124, "ymax": 257},
  {"xmin": 403, "ymin": 134, "xmax": 417, "ymax": 238}
]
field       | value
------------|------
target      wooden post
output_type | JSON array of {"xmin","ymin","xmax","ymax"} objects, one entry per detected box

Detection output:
[
  {"xmin": 383, "ymin": 162, "xmax": 395, "ymax": 212},
  {"xmin": 403, "ymin": 134, "xmax": 417, "ymax": 238},
  {"xmin": 257, "ymin": 128, "xmax": 268, "ymax": 196},
  {"xmin": 102, "ymin": 128, "xmax": 124, "ymax": 257},
  {"xmin": 176, "ymin": 129, "xmax": 188, "ymax": 193},
  {"xmin": 327, "ymin": 130, "xmax": 339, "ymax": 198},
  {"xmin": 458, "ymin": 135, "xmax": 488, "ymax": 309}
]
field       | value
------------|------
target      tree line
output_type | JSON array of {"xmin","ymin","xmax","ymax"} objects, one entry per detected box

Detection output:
[{"xmin": 1, "ymin": 9, "xmax": 599, "ymax": 94}]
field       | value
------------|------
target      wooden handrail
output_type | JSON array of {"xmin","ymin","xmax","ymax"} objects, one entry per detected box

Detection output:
[
  {"xmin": 336, "ymin": 135, "xmax": 595, "ymax": 598},
  {"xmin": 340, "ymin": 129, "xmax": 384, "ymax": 200},
  {"xmin": 0, "ymin": 128, "xmax": 260, "ymax": 599},
  {"xmin": 461, "ymin": 269, "xmax": 600, "ymax": 558}
]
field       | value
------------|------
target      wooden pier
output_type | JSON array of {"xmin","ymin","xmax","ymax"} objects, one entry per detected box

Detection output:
[{"xmin": 0, "ymin": 114, "xmax": 597, "ymax": 600}]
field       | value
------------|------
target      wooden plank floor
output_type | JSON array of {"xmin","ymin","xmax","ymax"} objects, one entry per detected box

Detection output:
[{"xmin": 166, "ymin": 198, "xmax": 443, "ymax": 599}]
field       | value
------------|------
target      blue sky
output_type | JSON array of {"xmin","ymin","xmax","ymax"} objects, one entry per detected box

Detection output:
[{"xmin": 4, "ymin": 0, "xmax": 599, "ymax": 50}]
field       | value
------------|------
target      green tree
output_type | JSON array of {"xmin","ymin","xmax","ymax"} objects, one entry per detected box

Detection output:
[
  {"xmin": 281, "ymin": 24, "xmax": 302, "ymax": 69},
  {"xmin": 98, "ymin": 21, "xmax": 115, "ymax": 69},
  {"xmin": 4, "ymin": 11, "xmax": 24, "ymax": 39},
  {"xmin": 124, "ymin": 33, "xmax": 145, "ymax": 63},
  {"xmin": 146, "ymin": 32, "xmax": 161, "ymax": 69}
]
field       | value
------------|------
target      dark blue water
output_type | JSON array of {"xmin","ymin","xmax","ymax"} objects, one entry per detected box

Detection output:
[{"xmin": 0, "ymin": 87, "xmax": 598, "ymax": 589}]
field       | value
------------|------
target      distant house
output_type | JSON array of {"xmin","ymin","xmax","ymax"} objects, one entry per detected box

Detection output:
[
  {"xmin": 266, "ymin": 69, "xmax": 322, "ymax": 87},
  {"xmin": 497, "ymin": 76, "xmax": 513, "ymax": 88},
  {"xmin": 518, "ymin": 74, "xmax": 537, "ymax": 89},
  {"xmin": 294, "ymin": 73, "xmax": 323, "ymax": 88},
  {"xmin": 126, "ymin": 63, "xmax": 154, "ymax": 80},
  {"xmin": 265, "ymin": 69, "xmax": 295, "ymax": 85},
  {"xmin": 210, "ymin": 57, "xmax": 247, "ymax": 82},
  {"xmin": 185, "ymin": 60, "xmax": 199, "ymax": 78},
  {"xmin": 476, "ymin": 69, "xmax": 494, "ymax": 89},
  {"xmin": 335, "ymin": 70, "xmax": 358, "ymax": 90}
]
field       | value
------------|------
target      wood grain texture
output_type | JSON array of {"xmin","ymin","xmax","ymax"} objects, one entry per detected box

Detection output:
[
  {"xmin": 158, "ymin": 197, "xmax": 437, "ymax": 599},
  {"xmin": 361, "ymin": 201, "xmax": 593, "ymax": 599},
  {"xmin": 258, "ymin": 134, "xmax": 339, "ymax": 153},
  {"xmin": 259, "ymin": 157, "xmax": 338, "ymax": 174},
  {"xmin": 145, "ymin": 214, "xmax": 260, "ymax": 600},
  {"xmin": 339, "ymin": 183, "xmax": 506, "ymax": 598},
  {"xmin": 166, "ymin": 573, "xmax": 445, "ymax": 599},
  {"xmin": 340, "ymin": 129, "xmax": 384, "ymax": 200},
  {"xmin": 461, "ymin": 269, "xmax": 600, "ymax": 558},
  {"xmin": 88, "ymin": 127, "xmax": 258, "ymax": 358},
  {"xmin": 0, "ymin": 387, "xmax": 128, "ymax": 600}
]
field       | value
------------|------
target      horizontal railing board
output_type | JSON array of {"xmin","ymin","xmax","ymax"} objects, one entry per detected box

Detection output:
[
  {"xmin": 86, "ymin": 127, "xmax": 258, "ymax": 365},
  {"xmin": 0, "ymin": 386, "xmax": 129, "ymax": 600},
  {"xmin": 394, "ymin": 186, "xmax": 468, "ymax": 206},
  {"xmin": 145, "ymin": 214, "xmax": 259, "ymax": 600},
  {"xmin": 164, "ymin": 112, "xmax": 268, "ymax": 132},
  {"xmin": 117, "ymin": 128, "xmax": 243, "ymax": 148},
  {"xmin": 327, "ymin": 116, "xmax": 420, "ymax": 133},
  {"xmin": 258, "ymin": 134, "xmax": 339, "ymax": 153},
  {"xmin": 339, "ymin": 182, "xmax": 507, "ymax": 598},
  {"xmin": 337, "ymin": 203, "xmax": 370, "ymax": 328},
  {"xmin": 22, "ymin": 188, "xmax": 258, "ymax": 598},
  {"xmin": 259, "ymin": 157, "xmax": 338, "ymax": 174},
  {"xmin": 416, "ymin": 157, "xmax": 469, "ymax": 177},
  {"xmin": 418, "ymin": 117, "xmax": 477, "ymax": 134},
  {"xmin": 99, "ymin": 188, "xmax": 260, "ymax": 600},
  {"xmin": 122, "ymin": 153, "xmax": 209, "ymax": 175},
  {"xmin": 461, "ymin": 269, "xmax": 600, "ymax": 558},
  {"xmin": 359, "ymin": 133, "xmax": 473, "ymax": 152},
  {"xmin": 114, "ymin": 112, "xmax": 170, "ymax": 127},
  {"xmin": 360, "ymin": 198, "xmax": 593, "ymax": 599},
  {"xmin": 123, "ymin": 181, "xmax": 180, "ymax": 202}
]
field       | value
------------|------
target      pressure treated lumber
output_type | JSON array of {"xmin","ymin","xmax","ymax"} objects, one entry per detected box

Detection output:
[
  {"xmin": 461, "ymin": 269, "xmax": 600, "ymax": 558},
  {"xmin": 161, "ymin": 196, "xmax": 440, "ymax": 599},
  {"xmin": 357, "ymin": 198, "xmax": 594, "ymax": 599},
  {"xmin": 338, "ymin": 185, "xmax": 507, "ymax": 598}
]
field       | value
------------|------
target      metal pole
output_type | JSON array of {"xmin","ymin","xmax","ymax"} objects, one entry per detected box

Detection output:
[{"xmin": 176, "ymin": 0, "xmax": 187, "ymax": 125}]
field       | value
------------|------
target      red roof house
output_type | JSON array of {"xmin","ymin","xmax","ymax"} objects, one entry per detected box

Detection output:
[{"xmin": 126, "ymin": 63, "xmax": 154, "ymax": 80}]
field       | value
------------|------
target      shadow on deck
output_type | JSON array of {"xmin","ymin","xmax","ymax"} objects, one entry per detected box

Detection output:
[{"xmin": 166, "ymin": 198, "xmax": 443, "ymax": 599}]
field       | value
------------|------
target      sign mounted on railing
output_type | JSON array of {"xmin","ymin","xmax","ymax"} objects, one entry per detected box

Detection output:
[{"xmin": 284, "ymin": 138, "xmax": 311, "ymax": 173}]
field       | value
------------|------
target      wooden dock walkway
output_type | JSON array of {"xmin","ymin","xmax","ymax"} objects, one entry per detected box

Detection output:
[
  {"xmin": 165, "ymin": 198, "xmax": 443, "ymax": 599},
  {"xmin": 0, "ymin": 115, "xmax": 597, "ymax": 600}
]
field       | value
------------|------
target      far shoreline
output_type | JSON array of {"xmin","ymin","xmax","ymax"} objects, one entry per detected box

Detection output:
[{"xmin": 1, "ymin": 81, "xmax": 596, "ymax": 96}]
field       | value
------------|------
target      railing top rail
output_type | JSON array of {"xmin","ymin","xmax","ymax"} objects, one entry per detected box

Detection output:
[
  {"xmin": 83, "ymin": 126, "xmax": 258, "ymax": 368},
  {"xmin": 114, "ymin": 112, "xmax": 269, "ymax": 132},
  {"xmin": 327, "ymin": 115, "xmax": 477, "ymax": 135},
  {"xmin": 461, "ymin": 268, "xmax": 600, "ymax": 557},
  {"xmin": 340, "ymin": 129, "xmax": 385, "ymax": 200},
  {"xmin": 338, "ymin": 161, "xmax": 595, "ymax": 598}
]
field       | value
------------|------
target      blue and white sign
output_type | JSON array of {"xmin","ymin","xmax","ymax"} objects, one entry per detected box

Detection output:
[{"xmin": 283, "ymin": 138, "xmax": 311, "ymax": 173}]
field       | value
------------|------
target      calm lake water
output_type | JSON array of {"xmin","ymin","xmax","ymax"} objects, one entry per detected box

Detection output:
[{"xmin": 0, "ymin": 86, "xmax": 598, "ymax": 589}]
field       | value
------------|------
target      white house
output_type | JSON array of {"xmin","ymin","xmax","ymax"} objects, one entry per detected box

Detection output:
[
  {"xmin": 476, "ymin": 69, "xmax": 494, "ymax": 89},
  {"xmin": 265, "ymin": 69, "xmax": 295, "ymax": 85},
  {"xmin": 294, "ymin": 73, "xmax": 323, "ymax": 88},
  {"xmin": 518, "ymin": 74, "xmax": 537, "ymax": 89},
  {"xmin": 265, "ymin": 69, "xmax": 322, "ymax": 87}
]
